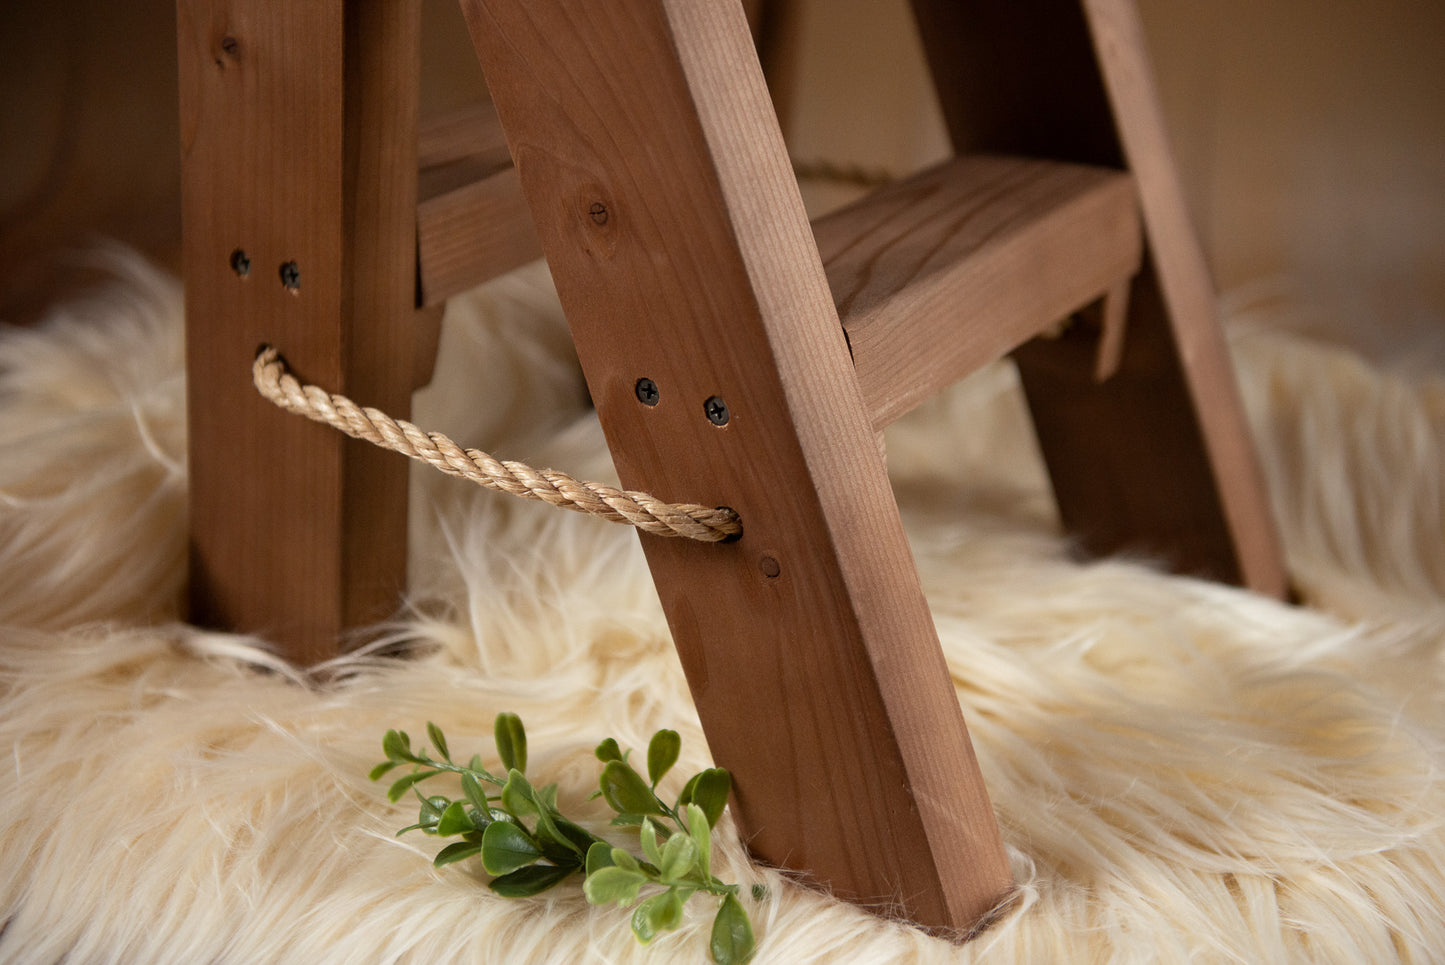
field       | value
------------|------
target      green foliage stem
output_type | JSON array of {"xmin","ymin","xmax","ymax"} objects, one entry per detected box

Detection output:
[{"xmin": 371, "ymin": 715, "xmax": 756, "ymax": 965}]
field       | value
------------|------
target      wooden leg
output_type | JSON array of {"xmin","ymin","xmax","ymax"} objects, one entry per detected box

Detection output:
[
  {"xmin": 460, "ymin": 0, "xmax": 1012, "ymax": 933},
  {"xmin": 177, "ymin": 0, "xmax": 425, "ymax": 663},
  {"xmin": 911, "ymin": 0, "xmax": 1287, "ymax": 596}
]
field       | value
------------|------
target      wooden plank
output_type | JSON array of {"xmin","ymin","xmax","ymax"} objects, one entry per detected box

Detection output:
[
  {"xmin": 816, "ymin": 154, "xmax": 1139, "ymax": 429},
  {"xmin": 1080, "ymin": 0, "xmax": 1285, "ymax": 594},
  {"xmin": 339, "ymin": 1, "xmax": 428, "ymax": 631},
  {"xmin": 415, "ymin": 101, "xmax": 542, "ymax": 305},
  {"xmin": 419, "ymin": 100, "xmax": 511, "ymax": 179},
  {"xmin": 415, "ymin": 142, "xmax": 1142, "ymax": 396},
  {"xmin": 460, "ymin": 0, "xmax": 1011, "ymax": 933},
  {"xmin": 909, "ymin": 0, "xmax": 1287, "ymax": 595},
  {"xmin": 417, "ymin": 166, "xmax": 541, "ymax": 306},
  {"xmin": 178, "ymin": 0, "xmax": 422, "ymax": 663}
]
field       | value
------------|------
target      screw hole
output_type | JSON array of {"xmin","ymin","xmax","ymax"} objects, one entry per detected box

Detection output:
[
  {"xmin": 704, "ymin": 395, "xmax": 730, "ymax": 426},
  {"xmin": 635, "ymin": 377, "xmax": 660, "ymax": 407},
  {"xmin": 229, "ymin": 249, "xmax": 251, "ymax": 277},
  {"xmin": 279, "ymin": 260, "xmax": 300, "ymax": 292}
]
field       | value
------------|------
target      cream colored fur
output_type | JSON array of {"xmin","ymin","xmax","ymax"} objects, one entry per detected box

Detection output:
[{"xmin": 1, "ymin": 250, "xmax": 1443, "ymax": 963}]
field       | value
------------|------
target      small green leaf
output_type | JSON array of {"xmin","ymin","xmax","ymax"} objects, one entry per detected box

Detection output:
[
  {"xmin": 433, "ymin": 841, "xmax": 483, "ymax": 868},
  {"xmin": 686, "ymin": 803, "xmax": 712, "ymax": 879},
  {"xmin": 610, "ymin": 847, "xmax": 641, "ymax": 873},
  {"xmin": 533, "ymin": 818, "xmax": 585, "ymax": 866},
  {"xmin": 709, "ymin": 893, "xmax": 756, "ymax": 965},
  {"xmin": 382, "ymin": 729, "xmax": 413, "ymax": 763},
  {"xmin": 585, "ymin": 841, "xmax": 616, "ymax": 876},
  {"xmin": 647, "ymin": 730, "xmax": 681, "ymax": 787},
  {"xmin": 494, "ymin": 712, "xmax": 527, "ymax": 774},
  {"xmin": 480, "ymin": 819, "xmax": 543, "ymax": 876},
  {"xmin": 600, "ymin": 760, "xmax": 664, "ymax": 816},
  {"xmin": 489, "ymin": 862, "xmax": 576, "ymax": 897},
  {"xmin": 535, "ymin": 782, "xmax": 560, "ymax": 812},
  {"xmin": 553, "ymin": 815, "xmax": 602, "ymax": 856},
  {"xmin": 594, "ymin": 738, "xmax": 623, "ymax": 763},
  {"xmin": 413, "ymin": 793, "xmax": 449, "ymax": 833},
  {"xmin": 658, "ymin": 829, "xmax": 698, "ymax": 882},
  {"xmin": 386, "ymin": 771, "xmax": 429, "ymax": 803},
  {"xmin": 512, "ymin": 779, "xmax": 582, "ymax": 861},
  {"xmin": 680, "ymin": 768, "xmax": 731, "ymax": 828},
  {"xmin": 583, "ymin": 865, "xmax": 647, "ymax": 908},
  {"xmin": 426, "ymin": 722, "xmax": 451, "ymax": 762},
  {"xmin": 501, "ymin": 769, "xmax": 537, "ymax": 817},
  {"xmin": 631, "ymin": 888, "xmax": 684, "ymax": 944},
  {"xmin": 461, "ymin": 773, "xmax": 489, "ymax": 812},
  {"xmin": 436, "ymin": 801, "xmax": 471, "ymax": 836},
  {"xmin": 678, "ymin": 772, "xmax": 701, "ymax": 806},
  {"xmin": 369, "ymin": 760, "xmax": 399, "ymax": 782},
  {"xmin": 610, "ymin": 812, "xmax": 646, "ymax": 828},
  {"xmin": 639, "ymin": 818, "xmax": 663, "ymax": 866}
]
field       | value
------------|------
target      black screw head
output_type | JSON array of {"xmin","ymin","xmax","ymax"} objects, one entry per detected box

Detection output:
[
  {"xmin": 279, "ymin": 260, "xmax": 300, "ymax": 292},
  {"xmin": 704, "ymin": 395, "xmax": 730, "ymax": 426},
  {"xmin": 230, "ymin": 249, "xmax": 251, "ymax": 277},
  {"xmin": 635, "ymin": 377, "xmax": 660, "ymax": 406}
]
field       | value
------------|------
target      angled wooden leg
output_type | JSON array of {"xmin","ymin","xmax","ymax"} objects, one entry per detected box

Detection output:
[
  {"xmin": 460, "ymin": 0, "xmax": 1012, "ymax": 933},
  {"xmin": 911, "ymin": 0, "xmax": 1287, "ymax": 596},
  {"xmin": 177, "ymin": 0, "xmax": 426, "ymax": 663}
]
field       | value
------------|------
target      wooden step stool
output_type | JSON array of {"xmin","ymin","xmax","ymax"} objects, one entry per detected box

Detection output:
[{"xmin": 177, "ymin": 0, "xmax": 1286, "ymax": 937}]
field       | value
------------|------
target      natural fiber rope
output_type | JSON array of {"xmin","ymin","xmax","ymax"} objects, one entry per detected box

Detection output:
[{"xmin": 251, "ymin": 347, "xmax": 742, "ymax": 542}]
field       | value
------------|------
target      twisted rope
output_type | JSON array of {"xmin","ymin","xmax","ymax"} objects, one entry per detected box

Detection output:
[{"xmin": 251, "ymin": 347, "xmax": 741, "ymax": 542}]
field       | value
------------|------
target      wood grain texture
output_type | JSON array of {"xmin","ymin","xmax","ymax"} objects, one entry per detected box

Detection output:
[
  {"xmin": 815, "ymin": 154, "xmax": 1139, "ymax": 429},
  {"xmin": 179, "ymin": 0, "xmax": 422, "ymax": 663},
  {"xmin": 414, "ymin": 125, "xmax": 1143, "ymax": 411},
  {"xmin": 1081, "ymin": 0, "xmax": 1285, "ymax": 594},
  {"xmin": 415, "ymin": 101, "xmax": 543, "ymax": 306},
  {"xmin": 460, "ymin": 0, "xmax": 1011, "ymax": 933},
  {"xmin": 417, "ymin": 167, "xmax": 541, "ymax": 307},
  {"xmin": 910, "ymin": 0, "xmax": 1287, "ymax": 596}
]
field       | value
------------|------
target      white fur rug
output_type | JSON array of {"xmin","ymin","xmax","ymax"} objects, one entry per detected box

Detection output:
[{"xmin": 2, "ymin": 250, "xmax": 1444, "ymax": 964}]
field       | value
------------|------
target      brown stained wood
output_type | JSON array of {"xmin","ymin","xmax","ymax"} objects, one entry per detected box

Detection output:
[
  {"xmin": 460, "ymin": 0, "xmax": 1011, "ymax": 933},
  {"xmin": 910, "ymin": 0, "xmax": 1287, "ymax": 596},
  {"xmin": 416, "ymin": 166, "xmax": 541, "ymax": 306},
  {"xmin": 1081, "ymin": 0, "xmax": 1284, "ymax": 594},
  {"xmin": 419, "ymin": 101, "xmax": 512, "ymax": 187},
  {"xmin": 416, "ymin": 101, "xmax": 542, "ymax": 305},
  {"xmin": 1094, "ymin": 275, "xmax": 1131, "ymax": 380},
  {"xmin": 178, "ymin": 0, "xmax": 422, "ymax": 664},
  {"xmin": 413, "ymin": 138, "xmax": 1143, "ymax": 399},
  {"xmin": 816, "ymin": 154, "xmax": 1139, "ymax": 429}
]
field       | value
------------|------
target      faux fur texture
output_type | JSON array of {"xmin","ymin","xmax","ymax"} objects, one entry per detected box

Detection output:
[{"xmin": 1, "ymin": 250, "xmax": 1443, "ymax": 963}]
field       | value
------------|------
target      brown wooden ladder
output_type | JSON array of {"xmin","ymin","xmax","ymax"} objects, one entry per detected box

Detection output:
[{"xmin": 178, "ymin": 0, "xmax": 1287, "ymax": 938}]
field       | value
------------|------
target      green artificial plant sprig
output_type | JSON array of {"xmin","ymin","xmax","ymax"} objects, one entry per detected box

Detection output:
[{"xmin": 370, "ymin": 713, "xmax": 757, "ymax": 965}]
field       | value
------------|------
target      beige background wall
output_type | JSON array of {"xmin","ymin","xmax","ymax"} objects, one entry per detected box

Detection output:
[
  {"xmin": 775, "ymin": 0, "xmax": 1445, "ymax": 364},
  {"xmin": 3, "ymin": 0, "xmax": 1441, "ymax": 363}
]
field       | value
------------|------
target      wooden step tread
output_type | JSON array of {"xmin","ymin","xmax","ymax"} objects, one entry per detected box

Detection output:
[
  {"xmin": 415, "ymin": 107, "xmax": 1141, "ymax": 427},
  {"xmin": 814, "ymin": 154, "xmax": 1141, "ymax": 428},
  {"xmin": 417, "ymin": 101, "xmax": 541, "ymax": 306}
]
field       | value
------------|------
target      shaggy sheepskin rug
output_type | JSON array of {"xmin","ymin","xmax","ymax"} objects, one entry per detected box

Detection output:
[{"xmin": 2, "ymin": 250, "xmax": 1443, "ymax": 964}]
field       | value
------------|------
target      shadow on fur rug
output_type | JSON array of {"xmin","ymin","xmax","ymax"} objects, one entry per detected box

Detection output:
[{"xmin": 2, "ymin": 250, "xmax": 1443, "ymax": 963}]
